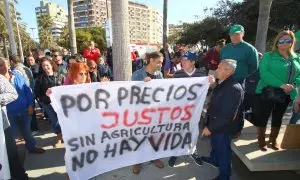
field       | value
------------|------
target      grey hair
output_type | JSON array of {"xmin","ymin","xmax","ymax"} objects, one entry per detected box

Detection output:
[
  {"xmin": 221, "ymin": 59, "xmax": 237, "ymax": 74},
  {"xmin": 0, "ymin": 57, "xmax": 10, "ymax": 66}
]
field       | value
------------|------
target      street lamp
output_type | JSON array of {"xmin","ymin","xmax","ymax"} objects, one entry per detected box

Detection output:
[{"xmin": 12, "ymin": 0, "xmax": 24, "ymax": 62}]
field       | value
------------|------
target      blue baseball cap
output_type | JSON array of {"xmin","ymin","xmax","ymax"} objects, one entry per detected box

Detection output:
[{"xmin": 182, "ymin": 51, "xmax": 198, "ymax": 61}]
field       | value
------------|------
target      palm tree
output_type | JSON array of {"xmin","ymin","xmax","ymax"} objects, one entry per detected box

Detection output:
[
  {"xmin": 163, "ymin": 0, "xmax": 168, "ymax": 45},
  {"xmin": 0, "ymin": 1, "xmax": 35, "ymax": 57},
  {"xmin": 38, "ymin": 13, "xmax": 54, "ymax": 49},
  {"xmin": 68, "ymin": 0, "xmax": 77, "ymax": 55},
  {"xmin": 56, "ymin": 26, "xmax": 69, "ymax": 49},
  {"xmin": 111, "ymin": 0, "xmax": 131, "ymax": 81},
  {"xmin": 3, "ymin": 0, "xmax": 17, "ymax": 55},
  {"xmin": 0, "ymin": 3, "xmax": 8, "ymax": 57},
  {"xmin": 255, "ymin": 0, "xmax": 273, "ymax": 53}
]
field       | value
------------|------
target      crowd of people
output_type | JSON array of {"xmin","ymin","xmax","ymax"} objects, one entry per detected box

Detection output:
[{"xmin": 1, "ymin": 24, "xmax": 300, "ymax": 180}]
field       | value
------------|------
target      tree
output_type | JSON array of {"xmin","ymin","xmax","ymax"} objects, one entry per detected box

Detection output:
[
  {"xmin": 213, "ymin": 0, "xmax": 300, "ymax": 47},
  {"xmin": 177, "ymin": 18, "xmax": 228, "ymax": 46},
  {"xmin": 255, "ymin": 0, "xmax": 273, "ymax": 53},
  {"xmin": 0, "ymin": 2, "xmax": 8, "ymax": 57},
  {"xmin": 68, "ymin": 0, "xmax": 77, "ymax": 55},
  {"xmin": 0, "ymin": 1, "xmax": 36, "ymax": 57},
  {"xmin": 37, "ymin": 14, "xmax": 55, "ymax": 49},
  {"xmin": 111, "ymin": 0, "xmax": 131, "ymax": 81},
  {"xmin": 56, "ymin": 26, "xmax": 69, "ymax": 49},
  {"xmin": 56, "ymin": 26, "xmax": 106, "ymax": 54},
  {"xmin": 75, "ymin": 29, "xmax": 92, "ymax": 53},
  {"xmin": 4, "ymin": 0, "xmax": 17, "ymax": 55},
  {"xmin": 163, "ymin": 0, "xmax": 168, "ymax": 45},
  {"xmin": 87, "ymin": 27, "xmax": 106, "ymax": 52}
]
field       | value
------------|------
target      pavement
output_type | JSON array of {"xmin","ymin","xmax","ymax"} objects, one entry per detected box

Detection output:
[
  {"xmin": 19, "ymin": 107, "xmax": 300, "ymax": 180},
  {"xmin": 232, "ymin": 120, "xmax": 300, "ymax": 171}
]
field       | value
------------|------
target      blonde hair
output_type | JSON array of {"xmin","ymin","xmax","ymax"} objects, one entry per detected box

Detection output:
[{"xmin": 272, "ymin": 30, "xmax": 296, "ymax": 56}]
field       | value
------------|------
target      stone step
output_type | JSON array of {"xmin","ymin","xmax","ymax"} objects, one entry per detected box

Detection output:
[{"xmin": 232, "ymin": 120, "xmax": 300, "ymax": 171}]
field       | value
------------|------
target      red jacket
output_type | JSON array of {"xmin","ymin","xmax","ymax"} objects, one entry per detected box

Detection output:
[
  {"xmin": 204, "ymin": 48, "xmax": 220, "ymax": 70},
  {"xmin": 83, "ymin": 48, "xmax": 101, "ymax": 63},
  {"xmin": 131, "ymin": 52, "xmax": 137, "ymax": 62}
]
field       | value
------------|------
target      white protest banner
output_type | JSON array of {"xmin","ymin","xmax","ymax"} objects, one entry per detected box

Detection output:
[
  {"xmin": 0, "ymin": 105, "xmax": 11, "ymax": 180},
  {"xmin": 50, "ymin": 77, "xmax": 209, "ymax": 180}
]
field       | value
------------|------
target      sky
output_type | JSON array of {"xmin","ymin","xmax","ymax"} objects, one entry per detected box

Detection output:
[{"xmin": 16, "ymin": 0, "xmax": 241, "ymax": 40}]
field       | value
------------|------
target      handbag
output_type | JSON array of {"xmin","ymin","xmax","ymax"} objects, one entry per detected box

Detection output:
[{"xmin": 261, "ymin": 60, "xmax": 293, "ymax": 103}]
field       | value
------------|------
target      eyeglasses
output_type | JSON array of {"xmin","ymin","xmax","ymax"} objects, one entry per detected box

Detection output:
[
  {"xmin": 79, "ymin": 72, "xmax": 88, "ymax": 76},
  {"xmin": 278, "ymin": 38, "xmax": 293, "ymax": 45}
]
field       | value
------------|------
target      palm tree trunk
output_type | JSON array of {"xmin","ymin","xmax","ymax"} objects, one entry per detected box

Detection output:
[
  {"xmin": 3, "ymin": 36, "xmax": 8, "ymax": 58},
  {"xmin": 255, "ymin": 0, "xmax": 273, "ymax": 53},
  {"xmin": 163, "ymin": 0, "xmax": 168, "ymax": 45},
  {"xmin": 68, "ymin": 0, "xmax": 77, "ymax": 55},
  {"xmin": 111, "ymin": 0, "xmax": 131, "ymax": 81},
  {"xmin": 0, "ymin": 35, "xmax": 5, "ymax": 57},
  {"xmin": 4, "ymin": 0, "xmax": 17, "ymax": 55}
]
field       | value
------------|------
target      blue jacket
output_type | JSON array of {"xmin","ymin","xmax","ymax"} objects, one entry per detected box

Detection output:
[
  {"xmin": 131, "ymin": 67, "xmax": 163, "ymax": 81},
  {"xmin": 207, "ymin": 76, "xmax": 244, "ymax": 134},
  {"xmin": 7, "ymin": 71, "xmax": 33, "ymax": 115}
]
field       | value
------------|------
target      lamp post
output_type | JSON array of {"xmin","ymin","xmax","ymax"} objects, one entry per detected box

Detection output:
[
  {"xmin": 30, "ymin": 28, "xmax": 36, "ymax": 46},
  {"xmin": 12, "ymin": 0, "xmax": 24, "ymax": 62}
]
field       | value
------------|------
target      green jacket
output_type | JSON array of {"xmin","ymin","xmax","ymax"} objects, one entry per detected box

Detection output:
[{"xmin": 255, "ymin": 51, "xmax": 300, "ymax": 100}]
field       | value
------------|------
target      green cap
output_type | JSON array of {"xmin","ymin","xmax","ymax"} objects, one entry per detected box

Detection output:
[{"xmin": 229, "ymin": 24, "xmax": 244, "ymax": 35}]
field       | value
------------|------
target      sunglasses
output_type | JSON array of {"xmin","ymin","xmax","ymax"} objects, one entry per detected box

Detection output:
[
  {"xmin": 79, "ymin": 72, "xmax": 88, "ymax": 76},
  {"xmin": 277, "ymin": 38, "xmax": 293, "ymax": 45}
]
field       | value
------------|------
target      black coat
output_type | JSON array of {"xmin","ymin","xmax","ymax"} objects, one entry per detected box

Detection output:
[
  {"xmin": 34, "ymin": 73, "xmax": 65, "ymax": 104},
  {"xmin": 89, "ymin": 71, "xmax": 101, "ymax": 82},
  {"xmin": 207, "ymin": 76, "xmax": 244, "ymax": 135},
  {"xmin": 29, "ymin": 64, "xmax": 40, "ymax": 79}
]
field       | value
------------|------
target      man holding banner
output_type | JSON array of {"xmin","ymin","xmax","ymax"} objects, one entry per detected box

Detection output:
[
  {"xmin": 131, "ymin": 51, "xmax": 165, "ymax": 174},
  {"xmin": 201, "ymin": 60, "xmax": 244, "ymax": 180}
]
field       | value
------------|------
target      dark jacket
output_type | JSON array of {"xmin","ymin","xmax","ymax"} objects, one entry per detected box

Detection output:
[
  {"xmin": 207, "ymin": 76, "xmax": 244, "ymax": 135},
  {"xmin": 97, "ymin": 64, "xmax": 112, "ymax": 79},
  {"xmin": 34, "ymin": 73, "xmax": 65, "ymax": 104},
  {"xmin": 28, "ymin": 64, "xmax": 40, "ymax": 79},
  {"xmin": 89, "ymin": 71, "xmax": 101, "ymax": 82},
  {"xmin": 203, "ymin": 47, "xmax": 220, "ymax": 70},
  {"xmin": 57, "ymin": 61, "xmax": 68, "ymax": 76},
  {"xmin": 160, "ymin": 48, "xmax": 171, "ymax": 73},
  {"xmin": 174, "ymin": 69, "xmax": 206, "ymax": 78},
  {"xmin": 245, "ymin": 70, "xmax": 260, "ymax": 94}
]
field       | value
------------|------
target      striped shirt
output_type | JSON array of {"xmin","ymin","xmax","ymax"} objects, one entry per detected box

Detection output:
[{"xmin": 0, "ymin": 74, "xmax": 18, "ymax": 130}]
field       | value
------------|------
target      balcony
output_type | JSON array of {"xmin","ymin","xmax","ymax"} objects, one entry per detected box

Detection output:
[{"xmin": 73, "ymin": 0, "xmax": 92, "ymax": 6}]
